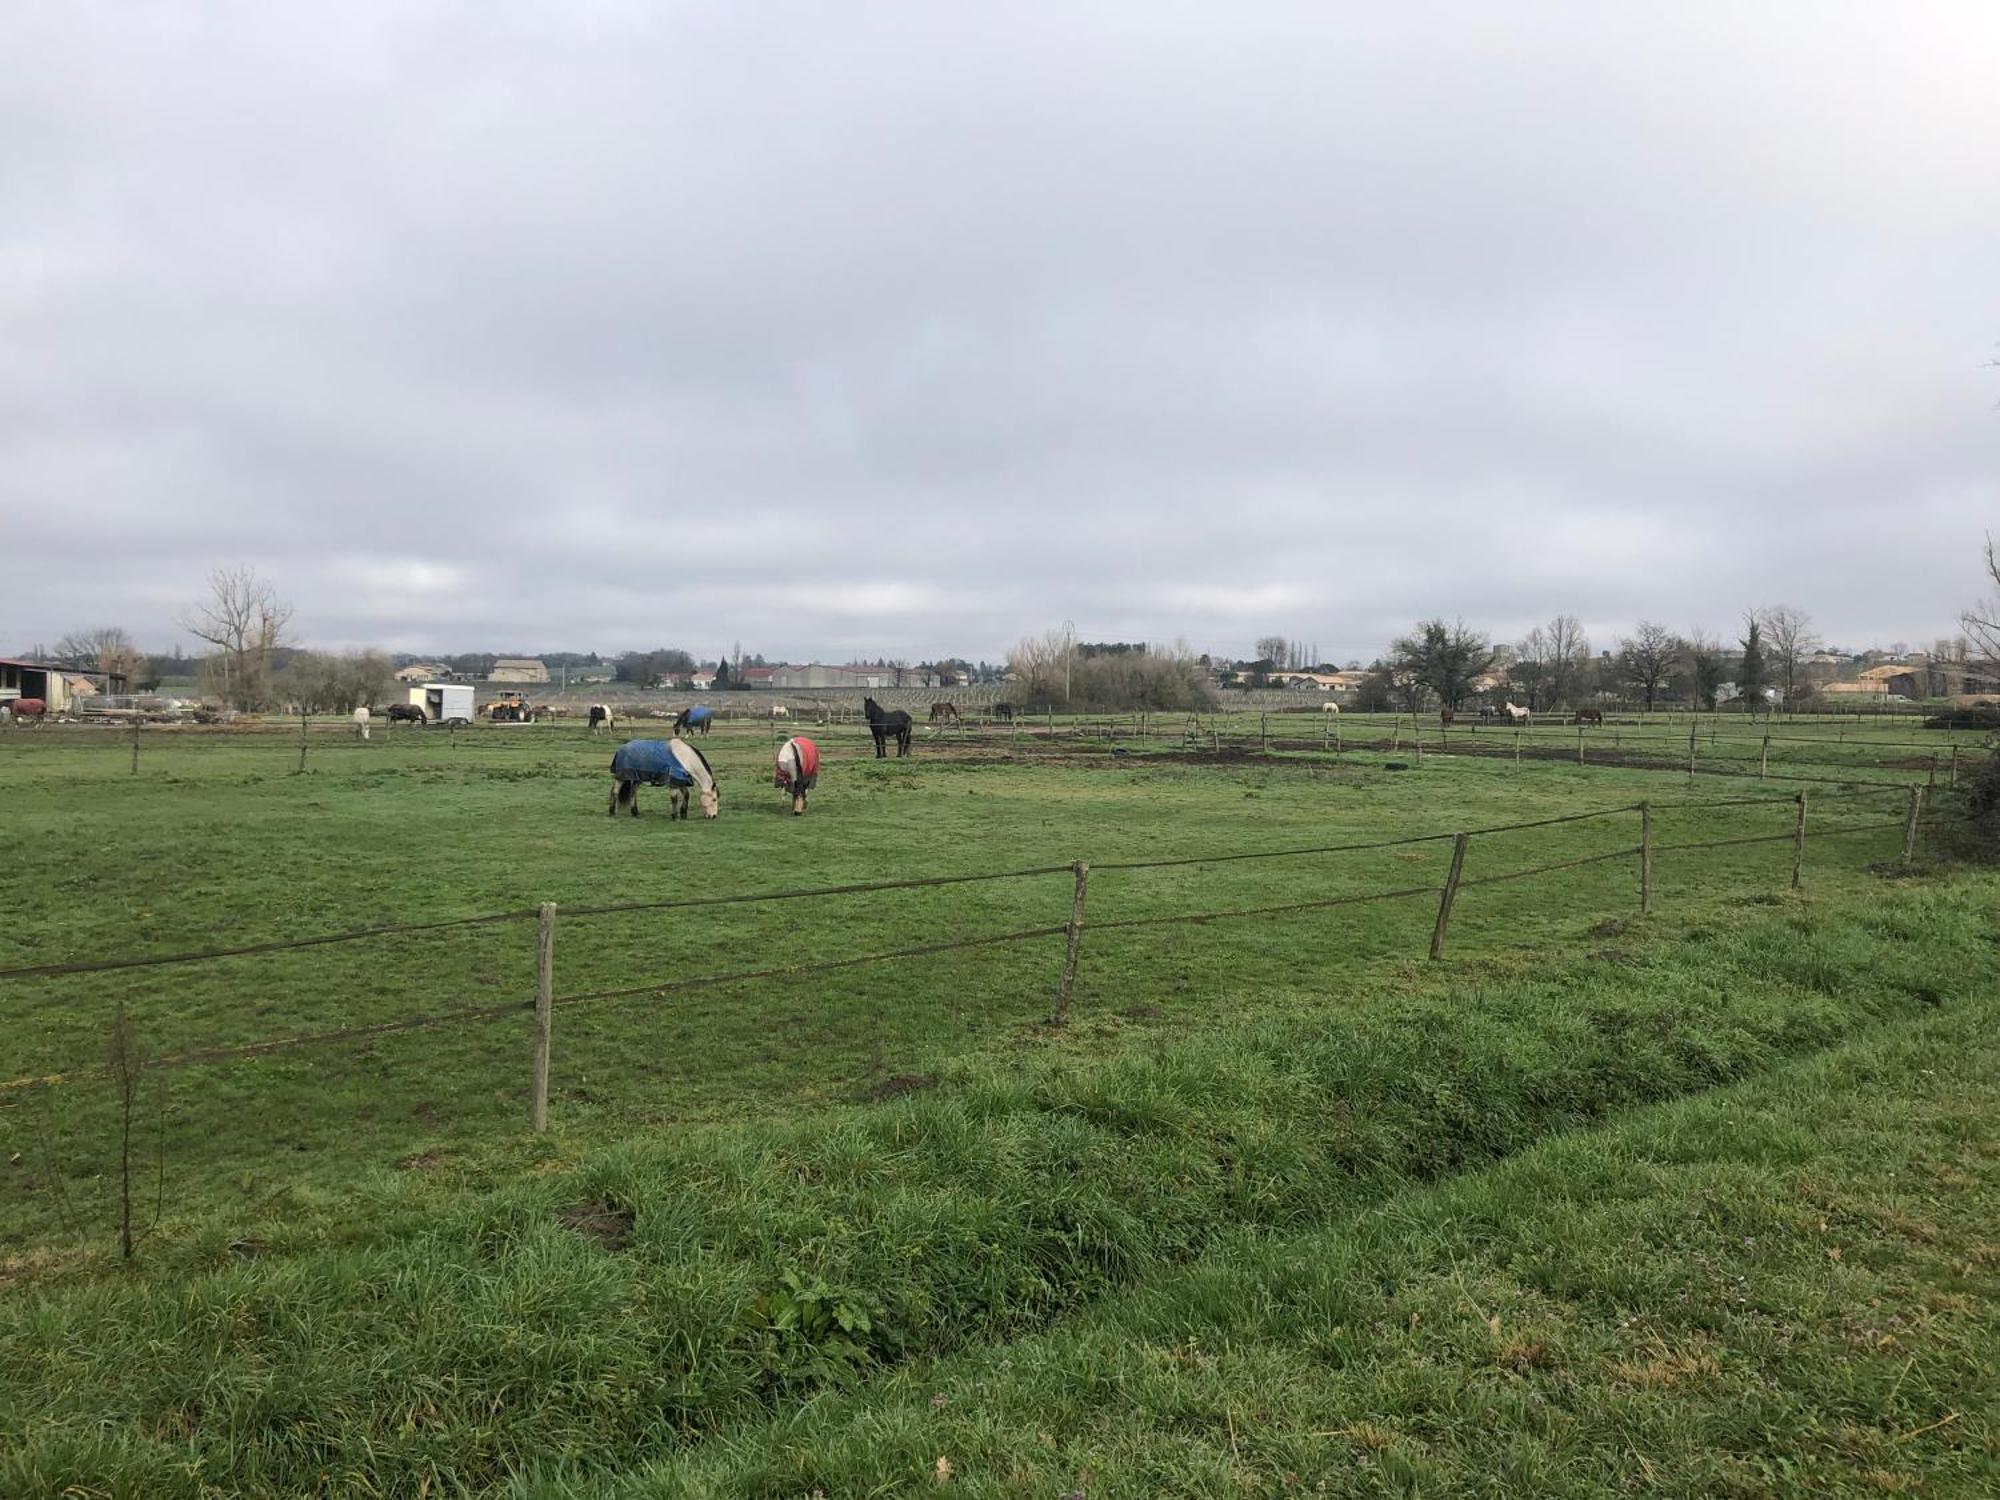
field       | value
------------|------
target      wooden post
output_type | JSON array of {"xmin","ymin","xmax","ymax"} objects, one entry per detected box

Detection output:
[
  {"xmin": 130, "ymin": 716, "xmax": 140, "ymax": 774},
  {"xmin": 1414, "ymin": 722, "xmax": 1423, "ymax": 766},
  {"xmin": 1791, "ymin": 791, "xmax": 1808, "ymax": 890},
  {"xmin": 298, "ymin": 709, "xmax": 309, "ymax": 774},
  {"xmin": 1260, "ymin": 713, "xmax": 1268, "ymax": 754},
  {"xmin": 1949, "ymin": 743, "xmax": 1959, "ymax": 787},
  {"xmin": 530, "ymin": 901, "xmax": 556, "ymax": 1131},
  {"xmin": 1576, "ymin": 725, "xmax": 1585, "ymax": 765},
  {"xmin": 1685, "ymin": 720, "xmax": 1696, "ymax": 788},
  {"xmin": 1760, "ymin": 732, "xmax": 1769, "ymax": 779},
  {"xmin": 1050, "ymin": 861, "xmax": 1090, "ymax": 1025},
  {"xmin": 1334, "ymin": 715, "xmax": 1341, "ymax": 754},
  {"xmin": 1927, "ymin": 752, "xmax": 1938, "ymax": 790},
  {"xmin": 1429, "ymin": 832, "xmax": 1470, "ymax": 960},
  {"xmin": 1901, "ymin": 786, "xmax": 1923, "ymax": 866},
  {"xmin": 1639, "ymin": 802, "xmax": 1653, "ymax": 916},
  {"xmin": 1514, "ymin": 728, "xmax": 1521, "ymax": 766}
]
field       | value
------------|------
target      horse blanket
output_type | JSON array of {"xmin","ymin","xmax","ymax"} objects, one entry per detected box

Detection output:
[
  {"xmin": 775, "ymin": 736, "xmax": 820, "ymax": 791},
  {"xmin": 611, "ymin": 737, "xmax": 715, "ymax": 794},
  {"xmin": 683, "ymin": 706, "xmax": 712, "ymax": 728}
]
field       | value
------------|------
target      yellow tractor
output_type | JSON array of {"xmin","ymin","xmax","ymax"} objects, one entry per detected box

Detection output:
[{"xmin": 483, "ymin": 691, "xmax": 538, "ymax": 723}]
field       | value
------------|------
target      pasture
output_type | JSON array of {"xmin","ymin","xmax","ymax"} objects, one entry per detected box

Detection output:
[
  {"xmin": 2, "ymin": 715, "xmax": 1995, "ymax": 1495},
  {"xmin": 1, "ymin": 713, "xmax": 1967, "ymax": 1254}
]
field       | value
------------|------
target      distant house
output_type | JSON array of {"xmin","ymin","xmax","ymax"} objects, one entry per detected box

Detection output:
[
  {"xmin": 489, "ymin": 658, "xmax": 549, "ymax": 684},
  {"xmin": 394, "ymin": 664, "xmax": 441, "ymax": 684},
  {"xmin": 688, "ymin": 671, "xmax": 716, "ymax": 690},
  {"xmin": 1816, "ymin": 681, "xmax": 1894, "ymax": 701}
]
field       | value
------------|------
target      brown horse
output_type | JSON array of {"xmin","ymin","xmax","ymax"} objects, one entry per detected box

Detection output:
[
  {"xmin": 928, "ymin": 702, "xmax": 961, "ymax": 726},
  {"xmin": 1439, "ymin": 708, "xmax": 1455, "ymax": 729},
  {"xmin": 1576, "ymin": 708, "xmax": 1604, "ymax": 726}
]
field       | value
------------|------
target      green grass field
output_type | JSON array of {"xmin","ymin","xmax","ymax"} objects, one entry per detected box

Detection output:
[{"xmin": 1, "ymin": 719, "xmax": 1992, "ymax": 1495}]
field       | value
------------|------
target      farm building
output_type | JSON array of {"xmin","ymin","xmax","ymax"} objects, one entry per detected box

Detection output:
[
  {"xmin": 393, "ymin": 664, "xmax": 443, "ymax": 684},
  {"xmin": 768, "ymin": 663, "xmax": 901, "ymax": 689},
  {"xmin": 488, "ymin": 658, "xmax": 550, "ymax": 684},
  {"xmin": 0, "ymin": 659, "xmax": 127, "ymax": 713}
]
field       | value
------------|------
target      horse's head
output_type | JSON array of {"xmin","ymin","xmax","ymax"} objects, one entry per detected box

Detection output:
[{"xmin": 699, "ymin": 785, "xmax": 720, "ymax": 819}]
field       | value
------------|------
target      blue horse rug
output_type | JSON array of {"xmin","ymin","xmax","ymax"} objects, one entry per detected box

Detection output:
[{"xmin": 611, "ymin": 738, "xmax": 709, "ymax": 789}]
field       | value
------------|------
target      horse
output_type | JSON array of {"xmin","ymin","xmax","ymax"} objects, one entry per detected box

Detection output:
[
  {"xmin": 1500, "ymin": 702, "xmax": 1531, "ymax": 724},
  {"xmin": 608, "ymin": 737, "xmax": 719, "ymax": 819},
  {"xmin": 993, "ymin": 703, "xmax": 1014, "ymax": 722},
  {"xmin": 1322, "ymin": 701, "xmax": 1341, "ymax": 714},
  {"xmin": 863, "ymin": 696, "xmax": 913, "ymax": 757},
  {"xmin": 672, "ymin": 705, "xmax": 713, "ymax": 736},
  {"xmin": 1478, "ymin": 706, "xmax": 1497, "ymax": 721},
  {"xmin": 352, "ymin": 705, "xmax": 371, "ymax": 740},
  {"xmin": 928, "ymin": 702, "xmax": 960, "ymax": 726},
  {"xmin": 775, "ymin": 735, "xmax": 820, "ymax": 815},
  {"xmin": 386, "ymin": 703, "xmax": 427, "ymax": 726},
  {"xmin": 1575, "ymin": 708, "xmax": 1604, "ymax": 727},
  {"xmin": 587, "ymin": 704, "xmax": 615, "ymax": 735},
  {"xmin": 771, "ymin": 704, "xmax": 789, "ymax": 719},
  {"xmin": 1439, "ymin": 707, "xmax": 1455, "ymax": 729}
]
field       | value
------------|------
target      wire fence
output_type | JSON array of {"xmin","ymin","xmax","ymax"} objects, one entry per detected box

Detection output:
[{"xmin": 1, "ymin": 780, "xmax": 1950, "ymax": 1120}]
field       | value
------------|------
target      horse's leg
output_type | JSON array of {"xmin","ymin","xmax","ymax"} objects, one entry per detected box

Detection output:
[{"xmin": 609, "ymin": 780, "xmax": 619, "ymax": 816}]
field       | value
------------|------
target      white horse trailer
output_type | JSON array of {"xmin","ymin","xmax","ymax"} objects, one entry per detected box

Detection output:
[{"xmin": 413, "ymin": 683, "xmax": 474, "ymax": 726}]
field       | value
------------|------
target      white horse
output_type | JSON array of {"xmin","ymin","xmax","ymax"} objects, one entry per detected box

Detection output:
[
  {"xmin": 771, "ymin": 704, "xmax": 790, "ymax": 719},
  {"xmin": 352, "ymin": 705, "xmax": 371, "ymax": 740},
  {"xmin": 1500, "ymin": 701, "xmax": 1532, "ymax": 724},
  {"xmin": 587, "ymin": 704, "xmax": 615, "ymax": 735},
  {"xmin": 1321, "ymin": 701, "xmax": 1341, "ymax": 714}
]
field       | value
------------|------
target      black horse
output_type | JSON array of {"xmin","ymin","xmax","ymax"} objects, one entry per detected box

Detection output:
[
  {"xmin": 386, "ymin": 703, "xmax": 427, "ymax": 725},
  {"xmin": 863, "ymin": 696, "xmax": 913, "ymax": 758},
  {"xmin": 993, "ymin": 702, "xmax": 1014, "ymax": 722}
]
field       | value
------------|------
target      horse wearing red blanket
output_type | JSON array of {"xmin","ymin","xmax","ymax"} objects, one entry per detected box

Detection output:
[{"xmin": 775, "ymin": 735, "xmax": 820, "ymax": 816}]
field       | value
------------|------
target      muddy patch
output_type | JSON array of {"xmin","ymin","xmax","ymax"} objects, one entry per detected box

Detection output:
[
  {"xmin": 557, "ymin": 1198, "xmax": 637, "ymax": 1251},
  {"xmin": 867, "ymin": 1072, "xmax": 940, "ymax": 1102}
]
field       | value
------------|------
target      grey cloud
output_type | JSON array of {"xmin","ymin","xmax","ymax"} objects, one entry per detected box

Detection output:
[{"xmin": 3, "ymin": 2, "xmax": 1997, "ymax": 666}]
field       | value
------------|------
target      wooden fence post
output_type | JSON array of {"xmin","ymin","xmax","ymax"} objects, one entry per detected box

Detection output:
[
  {"xmin": 1949, "ymin": 744, "xmax": 1959, "ymax": 787},
  {"xmin": 1901, "ymin": 786, "xmax": 1923, "ymax": 866},
  {"xmin": 1685, "ymin": 721, "xmax": 1696, "ymax": 788},
  {"xmin": 530, "ymin": 901, "xmax": 556, "ymax": 1132},
  {"xmin": 1260, "ymin": 714, "xmax": 1268, "ymax": 754},
  {"xmin": 1576, "ymin": 725, "xmax": 1585, "ymax": 765},
  {"xmin": 298, "ymin": 710, "xmax": 309, "ymax": 774},
  {"xmin": 1429, "ymin": 832, "xmax": 1470, "ymax": 960},
  {"xmin": 1051, "ymin": 861, "xmax": 1090, "ymax": 1025},
  {"xmin": 1414, "ymin": 722, "xmax": 1423, "ymax": 766},
  {"xmin": 1639, "ymin": 802, "xmax": 1653, "ymax": 916},
  {"xmin": 130, "ymin": 716, "xmax": 140, "ymax": 775},
  {"xmin": 1760, "ymin": 732, "xmax": 1769, "ymax": 779},
  {"xmin": 1514, "ymin": 728, "xmax": 1521, "ymax": 766},
  {"xmin": 1791, "ymin": 791, "xmax": 1808, "ymax": 890}
]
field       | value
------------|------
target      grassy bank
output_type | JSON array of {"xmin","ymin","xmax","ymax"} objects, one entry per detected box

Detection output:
[
  {"xmin": 622, "ymin": 957, "xmax": 2000, "ymax": 1498},
  {"xmin": 2, "ymin": 875, "xmax": 1992, "ymax": 1496}
]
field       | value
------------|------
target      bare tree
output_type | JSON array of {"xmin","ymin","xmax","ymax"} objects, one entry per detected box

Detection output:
[
  {"xmin": 1759, "ymin": 604, "xmax": 1820, "ymax": 705},
  {"xmin": 1615, "ymin": 621, "xmax": 1678, "ymax": 710},
  {"xmin": 178, "ymin": 567, "xmax": 293, "ymax": 712},
  {"xmin": 1514, "ymin": 615, "xmax": 1589, "ymax": 711},
  {"xmin": 1964, "ymin": 534, "xmax": 2000, "ymax": 675},
  {"xmin": 53, "ymin": 626, "xmax": 146, "ymax": 687},
  {"xmin": 1254, "ymin": 636, "xmax": 1291, "ymax": 672}
]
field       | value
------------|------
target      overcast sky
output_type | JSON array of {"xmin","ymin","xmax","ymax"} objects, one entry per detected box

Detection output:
[{"xmin": 4, "ymin": 3, "xmax": 1996, "ymax": 666}]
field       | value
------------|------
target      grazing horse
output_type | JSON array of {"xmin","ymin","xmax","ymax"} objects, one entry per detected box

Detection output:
[
  {"xmin": 863, "ymin": 696, "xmax": 913, "ymax": 758},
  {"xmin": 993, "ymin": 703, "xmax": 1014, "ymax": 722},
  {"xmin": 1575, "ymin": 708, "xmax": 1604, "ymax": 726},
  {"xmin": 1322, "ymin": 701, "xmax": 1341, "ymax": 714},
  {"xmin": 1500, "ymin": 702, "xmax": 1532, "ymax": 724},
  {"xmin": 386, "ymin": 703, "xmax": 427, "ymax": 725},
  {"xmin": 1439, "ymin": 707, "xmax": 1455, "ymax": 729},
  {"xmin": 352, "ymin": 705, "xmax": 371, "ymax": 740},
  {"xmin": 775, "ymin": 735, "xmax": 820, "ymax": 815},
  {"xmin": 587, "ymin": 704, "xmax": 615, "ymax": 735},
  {"xmin": 608, "ymin": 737, "xmax": 719, "ymax": 819},
  {"xmin": 1478, "ymin": 705, "xmax": 1497, "ymax": 721},
  {"xmin": 771, "ymin": 704, "xmax": 789, "ymax": 719},
  {"xmin": 928, "ymin": 702, "xmax": 961, "ymax": 726},
  {"xmin": 672, "ymin": 705, "xmax": 713, "ymax": 736}
]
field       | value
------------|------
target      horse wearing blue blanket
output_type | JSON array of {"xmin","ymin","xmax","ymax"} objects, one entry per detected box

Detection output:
[{"xmin": 608, "ymin": 737, "xmax": 720, "ymax": 819}]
